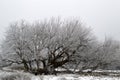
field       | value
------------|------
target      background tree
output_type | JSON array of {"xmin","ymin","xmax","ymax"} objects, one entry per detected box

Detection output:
[{"xmin": 71, "ymin": 37, "xmax": 120, "ymax": 73}]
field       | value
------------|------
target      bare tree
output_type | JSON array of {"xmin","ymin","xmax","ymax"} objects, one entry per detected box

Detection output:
[{"xmin": 72, "ymin": 37, "xmax": 120, "ymax": 73}]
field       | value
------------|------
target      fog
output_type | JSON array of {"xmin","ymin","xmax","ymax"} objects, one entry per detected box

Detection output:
[{"xmin": 0, "ymin": 0, "xmax": 120, "ymax": 41}]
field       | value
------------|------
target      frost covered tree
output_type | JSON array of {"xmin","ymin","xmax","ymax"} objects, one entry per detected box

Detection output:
[
  {"xmin": 72, "ymin": 37, "xmax": 120, "ymax": 73},
  {"xmin": 1, "ymin": 18, "xmax": 95, "ymax": 74}
]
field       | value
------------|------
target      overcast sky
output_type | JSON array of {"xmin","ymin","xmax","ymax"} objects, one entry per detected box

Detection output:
[{"xmin": 0, "ymin": 0, "xmax": 120, "ymax": 41}]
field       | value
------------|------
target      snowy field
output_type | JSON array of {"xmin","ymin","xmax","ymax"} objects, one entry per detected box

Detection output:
[
  {"xmin": 31, "ymin": 74, "xmax": 120, "ymax": 80},
  {"xmin": 0, "ymin": 70, "xmax": 120, "ymax": 80}
]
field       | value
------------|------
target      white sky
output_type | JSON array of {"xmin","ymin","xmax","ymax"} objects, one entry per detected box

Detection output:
[{"xmin": 0, "ymin": 0, "xmax": 120, "ymax": 41}]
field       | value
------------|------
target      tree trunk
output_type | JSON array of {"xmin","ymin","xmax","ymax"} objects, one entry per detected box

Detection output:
[{"xmin": 23, "ymin": 62, "xmax": 29, "ymax": 71}]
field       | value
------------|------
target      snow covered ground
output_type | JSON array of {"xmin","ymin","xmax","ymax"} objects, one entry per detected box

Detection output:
[
  {"xmin": 0, "ymin": 70, "xmax": 120, "ymax": 80},
  {"xmin": 31, "ymin": 74, "xmax": 120, "ymax": 80}
]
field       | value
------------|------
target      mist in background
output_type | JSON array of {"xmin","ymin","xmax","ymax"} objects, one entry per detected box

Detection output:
[{"xmin": 0, "ymin": 0, "xmax": 120, "ymax": 41}]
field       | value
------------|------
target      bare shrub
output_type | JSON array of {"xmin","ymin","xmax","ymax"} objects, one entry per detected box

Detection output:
[{"xmin": 1, "ymin": 73, "xmax": 31, "ymax": 80}]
